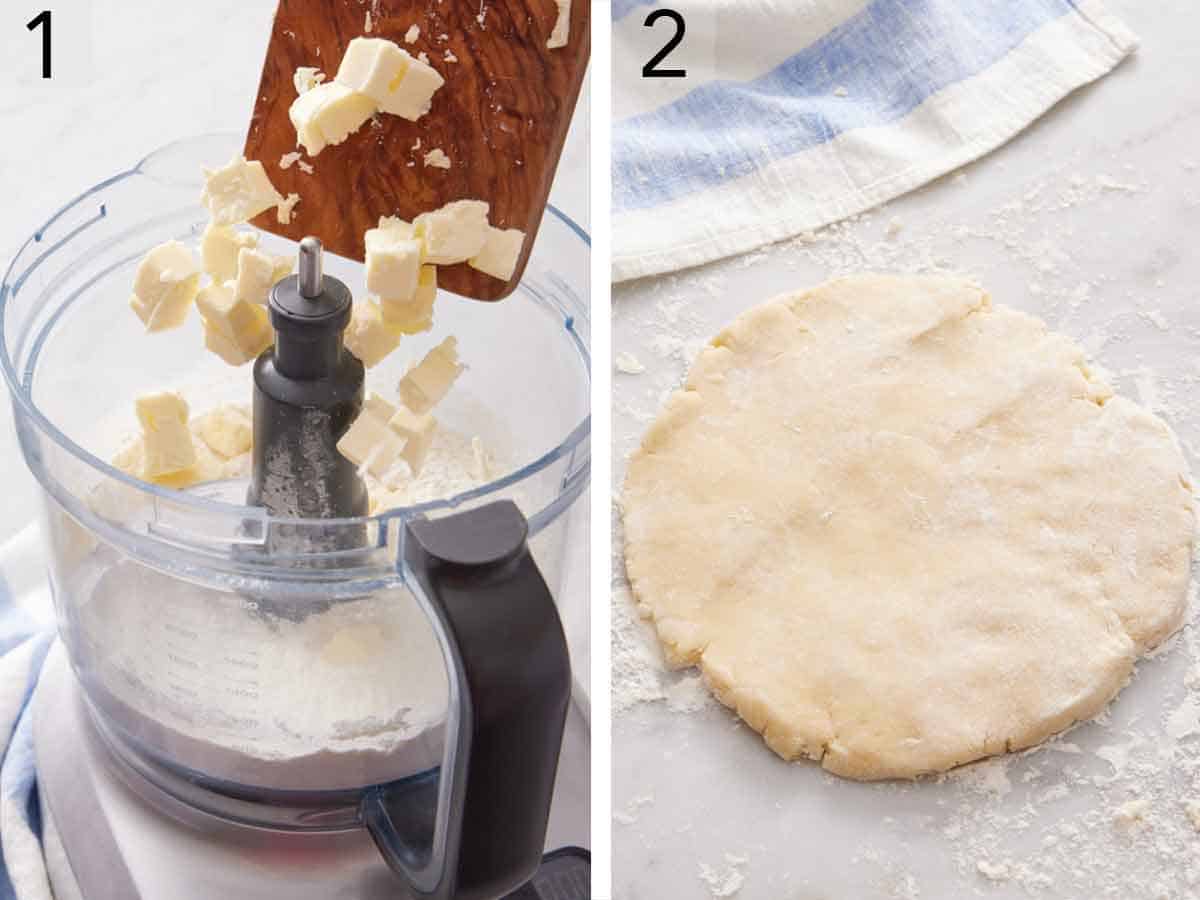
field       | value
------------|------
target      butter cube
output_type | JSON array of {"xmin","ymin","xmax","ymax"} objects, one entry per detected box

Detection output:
[
  {"xmin": 289, "ymin": 81, "xmax": 377, "ymax": 157},
  {"xmin": 201, "ymin": 155, "xmax": 284, "ymax": 226},
  {"xmin": 130, "ymin": 241, "xmax": 201, "ymax": 332},
  {"xmin": 382, "ymin": 266, "xmax": 436, "ymax": 334},
  {"xmin": 468, "ymin": 227, "xmax": 526, "ymax": 281},
  {"xmin": 397, "ymin": 337, "xmax": 463, "ymax": 414},
  {"xmin": 335, "ymin": 38, "xmax": 411, "ymax": 106},
  {"xmin": 423, "ymin": 148, "xmax": 451, "ymax": 169},
  {"xmin": 378, "ymin": 216, "xmax": 415, "ymax": 238},
  {"xmin": 415, "ymin": 264, "xmax": 437, "ymax": 302},
  {"xmin": 471, "ymin": 436, "xmax": 493, "ymax": 481},
  {"xmin": 336, "ymin": 37, "xmax": 444, "ymax": 121},
  {"xmin": 201, "ymin": 223, "xmax": 259, "ymax": 283},
  {"xmin": 197, "ymin": 281, "xmax": 259, "ymax": 336},
  {"xmin": 364, "ymin": 392, "xmax": 402, "ymax": 424},
  {"xmin": 117, "ymin": 432, "xmax": 228, "ymax": 490},
  {"xmin": 112, "ymin": 438, "xmax": 143, "ymax": 477},
  {"xmin": 153, "ymin": 469, "xmax": 198, "ymax": 490},
  {"xmin": 196, "ymin": 281, "xmax": 273, "ymax": 366},
  {"xmin": 235, "ymin": 247, "xmax": 294, "ymax": 306},
  {"xmin": 344, "ymin": 301, "xmax": 402, "ymax": 368},
  {"xmin": 547, "ymin": 0, "xmax": 571, "ymax": 48},
  {"xmin": 136, "ymin": 392, "xmax": 196, "ymax": 478},
  {"xmin": 337, "ymin": 393, "xmax": 405, "ymax": 477},
  {"xmin": 203, "ymin": 328, "xmax": 252, "ymax": 367},
  {"xmin": 277, "ymin": 192, "xmax": 301, "ymax": 225},
  {"xmin": 414, "ymin": 201, "xmax": 490, "ymax": 265},
  {"xmin": 366, "ymin": 223, "xmax": 422, "ymax": 301},
  {"xmin": 293, "ymin": 66, "xmax": 326, "ymax": 95},
  {"xmin": 385, "ymin": 56, "xmax": 445, "ymax": 121},
  {"xmin": 389, "ymin": 406, "xmax": 437, "ymax": 476},
  {"xmin": 197, "ymin": 405, "xmax": 253, "ymax": 458}
]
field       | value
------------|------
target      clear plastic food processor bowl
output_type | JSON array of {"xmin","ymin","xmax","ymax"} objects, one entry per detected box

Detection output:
[{"xmin": 0, "ymin": 134, "xmax": 589, "ymax": 811}]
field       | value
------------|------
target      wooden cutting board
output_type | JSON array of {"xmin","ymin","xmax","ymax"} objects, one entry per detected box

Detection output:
[{"xmin": 244, "ymin": 0, "xmax": 589, "ymax": 301}]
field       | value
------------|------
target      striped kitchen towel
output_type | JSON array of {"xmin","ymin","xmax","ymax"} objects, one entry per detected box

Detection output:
[
  {"xmin": 0, "ymin": 525, "xmax": 55, "ymax": 900},
  {"xmin": 612, "ymin": 0, "xmax": 1137, "ymax": 282}
]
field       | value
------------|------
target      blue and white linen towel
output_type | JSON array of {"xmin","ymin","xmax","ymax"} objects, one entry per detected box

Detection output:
[
  {"xmin": 0, "ymin": 524, "xmax": 55, "ymax": 900},
  {"xmin": 612, "ymin": 0, "xmax": 1137, "ymax": 281}
]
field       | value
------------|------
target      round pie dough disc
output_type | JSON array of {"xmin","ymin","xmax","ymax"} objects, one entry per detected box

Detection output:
[{"xmin": 621, "ymin": 275, "xmax": 1195, "ymax": 781}]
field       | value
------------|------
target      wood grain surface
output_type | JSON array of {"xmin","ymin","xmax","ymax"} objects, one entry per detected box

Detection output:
[{"xmin": 243, "ymin": 0, "xmax": 589, "ymax": 301}]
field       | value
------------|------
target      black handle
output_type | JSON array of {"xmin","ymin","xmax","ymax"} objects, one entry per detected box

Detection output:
[
  {"xmin": 503, "ymin": 847, "xmax": 591, "ymax": 899},
  {"xmin": 362, "ymin": 500, "xmax": 572, "ymax": 900}
]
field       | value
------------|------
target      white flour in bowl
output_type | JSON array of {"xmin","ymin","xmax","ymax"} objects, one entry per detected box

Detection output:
[{"xmin": 65, "ymin": 389, "xmax": 515, "ymax": 790}]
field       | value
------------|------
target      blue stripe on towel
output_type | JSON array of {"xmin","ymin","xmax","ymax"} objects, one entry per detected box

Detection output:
[
  {"xmin": 0, "ymin": 631, "xmax": 53, "ymax": 900},
  {"xmin": 613, "ymin": 0, "xmax": 1076, "ymax": 212},
  {"xmin": 0, "ymin": 574, "xmax": 31, "ymax": 659},
  {"xmin": 612, "ymin": 0, "xmax": 651, "ymax": 22},
  {"xmin": 5, "ymin": 708, "xmax": 43, "ymax": 835}
]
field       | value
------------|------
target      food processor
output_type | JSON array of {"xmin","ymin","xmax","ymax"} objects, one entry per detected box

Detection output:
[{"xmin": 0, "ymin": 133, "xmax": 590, "ymax": 899}]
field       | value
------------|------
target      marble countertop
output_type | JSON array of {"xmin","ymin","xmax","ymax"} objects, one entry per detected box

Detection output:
[
  {"xmin": 0, "ymin": 0, "xmax": 589, "ymax": 544},
  {"xmin": 613, "ymin": 1, "xmax": 1200, "ymax": 897}
]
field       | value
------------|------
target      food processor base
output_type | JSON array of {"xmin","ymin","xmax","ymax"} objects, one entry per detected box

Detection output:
[{"xmin": 33, "ymin": 642, "xmax": 591, "ymax": 900}]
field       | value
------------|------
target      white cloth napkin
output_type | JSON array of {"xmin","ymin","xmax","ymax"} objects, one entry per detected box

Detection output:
[
  {"xmin": 612, "ymin": 0, "xmax": 1137, "ymax": 281},
  {"xmin": 0, "ymin": 524, "xmax": 54, "ymax": 900}
]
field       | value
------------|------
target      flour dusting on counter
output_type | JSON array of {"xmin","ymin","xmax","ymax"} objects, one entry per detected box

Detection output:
[
  {"xmin": 698, "ymin": 853, "xmax": 748, "ymax": 898},
  {"xmin": 614, "ymin": 142, "xmax": 1200, "ymax": 896}
]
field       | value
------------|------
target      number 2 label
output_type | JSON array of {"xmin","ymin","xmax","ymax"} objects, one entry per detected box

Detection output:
[{"xmin": 643, "ymin": 9, "xmax": 686, "ymax": 79}]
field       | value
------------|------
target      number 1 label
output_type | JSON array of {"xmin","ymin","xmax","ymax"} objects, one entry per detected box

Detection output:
[{"xmin": 27, "ymin": 10, "xmax": 52, "ymax": 79}]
